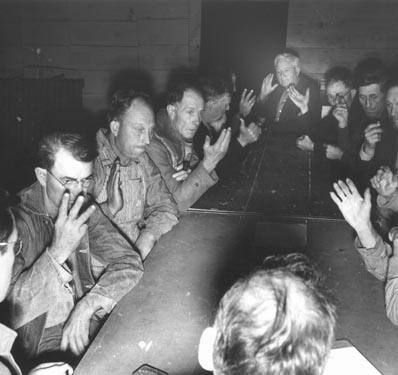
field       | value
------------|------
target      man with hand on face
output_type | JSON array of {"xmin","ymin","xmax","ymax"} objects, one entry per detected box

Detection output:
[
  {"xmin": 193, "ymin": 74, "xmax": 261, "ymax": 179},
  {"xmin": 8, "ymin": 133, "xmax": 143, "ymax": 360},
  {"xmin": 255, "ymin": 49, "xmax": 321, "ymax": 135},
  {"xmin": 0, "ymin": 189, "xmax": 74, "ymax": 375},
  {"xmin": 358, "ymin": 76, "xmax": 398, "ymax": 177},
  {"xmin": 147, "ymin": 82, "xmax": 231, "ymax": 212},
  {"xmin": 296, "ymin": 67, "xmax": 357, "ymax": 175},
  {"xmin": 94, "ymin": 90, "xmax": 178, "ymax": 259}
]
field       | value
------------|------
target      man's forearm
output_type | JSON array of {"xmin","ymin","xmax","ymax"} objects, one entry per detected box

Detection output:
[
  {"xmin": 356, "ymin": 222, "xmax": 378, "ymax": 249},
  {"xmin": 136, "ymin": 231, "xmax": 157, "ymax": 260}
]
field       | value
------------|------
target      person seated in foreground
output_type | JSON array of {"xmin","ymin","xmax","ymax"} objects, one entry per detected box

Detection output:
[
  {"xmin": 0, "ymin": 189, "xmax": 74, "ymax": 375},
  {"xmin": 297, "ymin": 67, "xmax": 357, "ymax": 166},
  {"xmin": 331, "ymin": 177, "xmax": 398, "ymax": 325},
  {"xmin": 94, "ymin": 90, "xmax": 179, "ymax": 259},
  {"xmin": 146, "ymin": 82, "xmax": 231, "ymax": 212},
  {"xmin": 198, "ymin": 253, "xmax": 336, "ymax": 375},
  {"xmin": 8, "ymin": 132, "xmax": 144, "ymax": 361},
  {"xmin": 254, "ymin": 49, "xmax": 321, "ymax": 134},
  {"xmin": 193, "ymin": 74, "xmax": 261, "ymax": 179}
]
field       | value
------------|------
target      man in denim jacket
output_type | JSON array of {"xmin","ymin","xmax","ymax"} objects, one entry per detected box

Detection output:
[
  {"xmin": 94, "ymin": 90, "xmax": 179, "ymax": 259},
  {"xmin": 8, "ymin": 132, "xmax": 143, "ymax": 360}
]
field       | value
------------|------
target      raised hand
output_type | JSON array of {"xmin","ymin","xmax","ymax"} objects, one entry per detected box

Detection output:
[
  {"xmin": 330, "ymin": 179, "xmax": 372, "ymax": 232},
  {"xmin": 364, "ymin": 122, "xmax": 383, "ymax": 149},
  {"xmin": 60, "ymin": 299, "xmax": 93, "ymax": 356},
  {"xmin": 324, "ymin": 144, "xmax": 343, "ymax": 160},
  {"xmin": 202, "ymin": 128, "xmax": 232, "ymax": 173},
  {"xmin": 237, "ymin": 118, "xmax": 261, "ymax": 147},
  {"xmin": 49, "ymin": 193, "xmax": 95, "ymax": 264},
  {"xmin": 287, "ymin": 86, "xmax": 310, "ymax": 114},
  {"xmin": 239, "ymin": 89, "xmax": 256, "ymax": 117},
  {"xmin": 332, "ymin": 106, "xmax": 348, "ymax": 128},
  {"xmin": 296, "ymin": 134, "xmax": 314, "ymax": 151},
  {"xmin": 107, "ymin": 157, "xmax": 123, "ymax": 216},
  {"xmin": 259, "ymin": 73, "xmax": 278, "ymax": 101},
  {"xmin": 28, "ymin": 362, "xmax": 73, "ymax": 375},
  {"xmin": 370, "ymin": 166, "xmax": 398, "ymax": 199}
]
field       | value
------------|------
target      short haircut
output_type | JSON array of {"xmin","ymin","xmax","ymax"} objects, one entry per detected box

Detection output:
[
  {"xmin": 354, "ymin": 58, "xmax": 387, "ymax": 89},
  {"xmin": 165, "ymin": 80, "xmax": 202, "ymax": 107},
  {"xmin": 199, "ymin": 74, "xmax": 231, "ymax": 104},
  {"xmin": 274, "ymin": 49, "xmax": 300, "ymax": 69},
  {"xmin": 108, "ymin": 89, "xmax": 153, "ymax": 122},
  {"xmin": 0, "ymin": 189, "xmax": 16, "ymax": 255},
  {"xmin": 325, "ymin": 66, "xmax": 354, "ymax": 89},
  {"xmin": 37, "ymin": 132, "xmax": 98, "ymax": 171},
  {"xmin": 212, "ymin": 253, "xmax": 336, "ymax": 375}
]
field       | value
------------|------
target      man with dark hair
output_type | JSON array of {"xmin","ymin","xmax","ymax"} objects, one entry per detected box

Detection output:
[
  {"xmin": 193, "ymin": 74, "xmax": 261, "ymax": 179},
  {"xmin": 94, "ymin": 90, "xmax": 178, "ymax": 259},
  {"xmin": 297, "ymin": 66, "xmax": 357, "ymax": 172},
  {"xmin": 198, "ymin": 253, "xmax": 336, "ymax": 375},
  {"xmin": 255, "ymin": 50, "xmax": 322, "ymax": 134},
  {"xmin": 8, "ymin": 132, "xmax": 143, "ymax": 360},
  {"xmin": 146, "ymin": 82, "xmax": 231, "ymax": 211}
]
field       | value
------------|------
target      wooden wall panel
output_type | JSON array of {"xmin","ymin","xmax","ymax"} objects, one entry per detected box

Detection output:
[
  {"xmin": 137, "ymin": 20, "xmax": 188, "ymax": 45},
  {"xmin": 0, "ymin": 23, "xmax": 21, "ymax": 46},
  {"xmin": 70, "ymin": 22, "xmax": 138, "ymax": 46},
  {"xmin": 287, "ymin": 0, "xmax": 398, "ymax": 75},
  {"xmin": 69, "ymin": 46, "xmax": 139, "ymax": 70},
  {"xmin": 22, "ymin": 22, "xmax": 69, "ymax": 45},
  {"xmin": 139, "ymin": 45, "xmax": 188, "ymax": 69}
]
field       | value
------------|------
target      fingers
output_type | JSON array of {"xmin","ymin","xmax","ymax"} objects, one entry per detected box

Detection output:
[
  {"xmin": 76, "ymin": 205, "xmax": 96, "ymax": 226},
  {"xmin": 332, "ymin": 181, "xmax": 347, "ymax": 200},
  {"xmin": 330, "ymin": 191, "xmax": 342, "ymax": 206},
  {"xmin": 203, "ymin": 135, "xmax": 210, "ymax": 150},
  {"xmin": 305, "ymin": 87, "xmax": 310, "ymax": 101},
  {"xmin": 338, "ymin": 179, "xmax": 351, "ymax": 196},
  {"xmin": 345, "ymin": 178, "xmax": 360, "ymax": 196},
  {"xmin": 363, "ymin": 187, "xmax": 371, "ymax": 204},
  {"xmin": 364, "ymin": 122, "xmax": 381, "ymax": 133},
  {"xmin": 172, "ymin": 170, "xmax": 189, "ymax": 181},
  {"xmin": 68, "ymin": 195, "xmax": 85, "ymax": 219},
  {"xmin": 57, "ymin": 192, "xmax": 70, "ymax": 221}
]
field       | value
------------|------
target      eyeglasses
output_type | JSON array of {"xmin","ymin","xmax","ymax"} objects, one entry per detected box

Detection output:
[
  {"xmin": 47, "ymin": 170, "xmax": 94, "ymax": 190},
  {"xmin": 0, "ymin": 238, "xmax": 22, "ymax": 256},
  {"xmin": 327, "ymin": 91, "xmax": 351, "ymax": 106}
]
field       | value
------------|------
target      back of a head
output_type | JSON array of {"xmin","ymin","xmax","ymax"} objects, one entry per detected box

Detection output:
[
  {"xmin": 354, "ymin": 57, "xmax": 386, "ymax": 89},
  {"xmin": 37, "ymin": 132, "xmax": 98, "ymax": 171},
  {"xmin": 212, "ymin": 253, "xmax": 336, "ymax": 375},
  {"xmin": 325, "ymin": 66, "xmax": 353, "ymax": 89}
]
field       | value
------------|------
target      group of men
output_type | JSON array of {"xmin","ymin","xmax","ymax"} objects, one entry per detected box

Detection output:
[{"xmin": 1, "ymin": 48, "xmax": 398, "ymax": 375}]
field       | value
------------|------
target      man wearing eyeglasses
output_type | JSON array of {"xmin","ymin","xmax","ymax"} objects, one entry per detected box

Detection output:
[
  {"xmin": 7, "ymin": 132, "xmax": 143, "ymax": 364},
  {"xmin": 296, "ymin": 66, "xmax": 357, "ymax": 168}
]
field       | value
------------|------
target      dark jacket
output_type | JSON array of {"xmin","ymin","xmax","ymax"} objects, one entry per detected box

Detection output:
[
  {"xmin": 146, "ymin": 110, "xmax": 218, "ymax": 212},
  {"xmin": 8, "ymin": 182, "xmax": 144, "ymax": 357},
  {"xmin": 193, "ymin": 119, "xmax": 248, "ymax": 179},
  {"xmin": 254, "ymin": 73, "xmax": 321, "ymax": 135}
]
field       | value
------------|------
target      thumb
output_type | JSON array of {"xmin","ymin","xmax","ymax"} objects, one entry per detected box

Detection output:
[
  {"xmin": 364, "ymin": 187, "xmax": 371, "ymax": 204},
  {"xmin": 305, "ymin": 88, "xmax": 310, "ymax": 100},
  {"xmin": 239, "ymin": 118, "xmax": 245, "ymax": 131}
]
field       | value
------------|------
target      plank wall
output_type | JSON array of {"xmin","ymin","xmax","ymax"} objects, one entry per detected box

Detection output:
[{"xmin": 2, "ymin": 0, "xmax": 398, "ymax": 112}]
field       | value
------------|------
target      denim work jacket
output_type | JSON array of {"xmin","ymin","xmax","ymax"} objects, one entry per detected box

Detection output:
[
  {"xmin": 8, "ymin": 182, "xmax": 144, "ymax": 357},
  {"xmin": 94, "ymin": 129, "xmax": 179, "ymax": 244},
  {"xmin": 146, "ymin": 110, "xmax": 218, "ymax": 212},
  {"xmin": 0, "ymin": 324, "xmax": 21, "ymax": 375}
]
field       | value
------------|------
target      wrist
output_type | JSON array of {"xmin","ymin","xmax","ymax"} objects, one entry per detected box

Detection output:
[
  {"xmin": 338, "ymin": 120, "xmax": 347, "ymax": 129},
  {"xmin": 48, "ymin": 245, "xmax": 65, "ymax": 265},
  {"xmin": 237, "ymin": 134, "xmax": 248, "ymax": 147},
  {"xmin": 300, "ymin": 105, "xmax": 308, "ymax": 115},
  {"xmin": 202, "ymin": 158, "xmax": 217, "ymax": 173}
]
